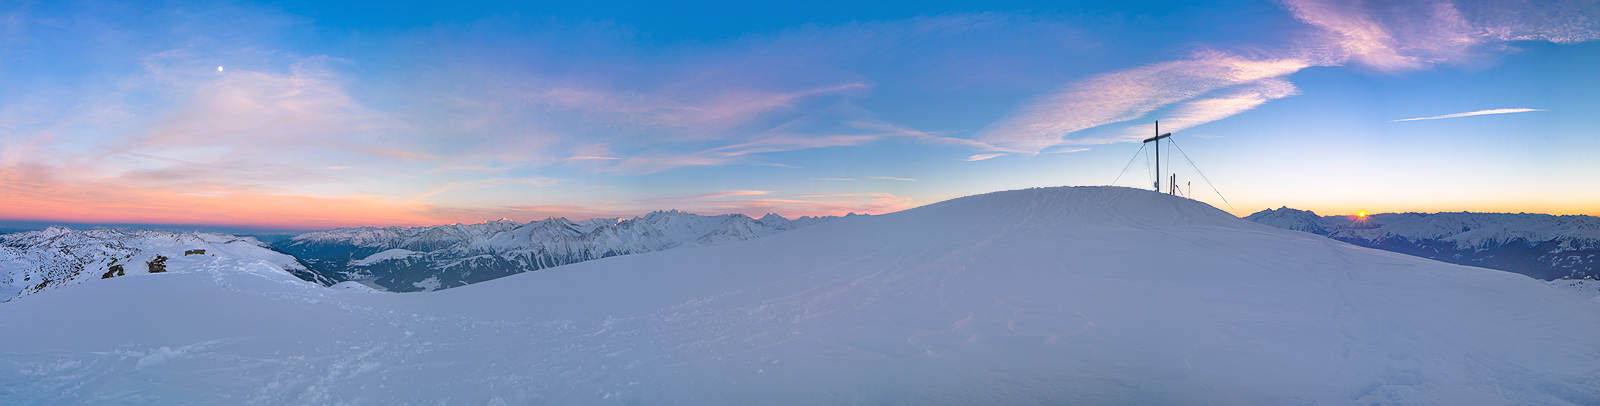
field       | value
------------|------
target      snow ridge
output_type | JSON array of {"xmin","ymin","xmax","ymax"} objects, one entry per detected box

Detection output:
[{"xmin": 0, "ymin": 226, "xmax": 320, "ymax": 302}]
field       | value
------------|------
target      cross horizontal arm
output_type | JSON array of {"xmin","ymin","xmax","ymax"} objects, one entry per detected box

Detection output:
[{"xmin": 1143, "ymin": 133, "xmax": 1172, "ymax": 143}]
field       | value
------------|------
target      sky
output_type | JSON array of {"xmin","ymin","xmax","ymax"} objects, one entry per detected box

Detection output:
[{"xmin": 1, "ymin": 0, "xmax": 1596, "ymax": 231}]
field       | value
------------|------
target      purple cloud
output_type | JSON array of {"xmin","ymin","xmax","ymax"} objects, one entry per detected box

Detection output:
[{"xmin": 975, "ymin": 0, "xmax": 1598, "ymax": 153}]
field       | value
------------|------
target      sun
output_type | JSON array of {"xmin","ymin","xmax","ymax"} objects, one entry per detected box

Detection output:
[{"xmin": 1357, "ymin": 211, "xmax": 1367, "ymax": 218}]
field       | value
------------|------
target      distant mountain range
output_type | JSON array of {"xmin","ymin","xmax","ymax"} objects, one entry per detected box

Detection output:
[
  {"xmin": 271, "ymin": 211, "xmax": 845, "ymax": 292},
  {"xmin": 9, "ymin": 204, "xmax": 1592, "ymax": 301},
  {"xmin": 0, "ymin": 211, "xmax": 844, "ymax": 299},
  {"xmin": 1245, "ymin": 207, "xmax": 1600, "ymax": 280}
]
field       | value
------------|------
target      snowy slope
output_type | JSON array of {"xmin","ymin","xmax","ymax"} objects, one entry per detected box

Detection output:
[
  {"xmin": 0, "ymin": 226, "xmax": 323, "ymax": 302},
  {"xmin": 2, "ymin": 186, "xmax": 1597, "ymax": 405},
  {"xmin": 275, "ymin": 211, "xmax": 842, "ymax": 292},
  {"xmin": 1247, "ymin": 207, "xmax": 1600, "ymax": 280},
  {"xmin": 1550, "ymin": 278, "xmax": 1600, "ymax": 302}
]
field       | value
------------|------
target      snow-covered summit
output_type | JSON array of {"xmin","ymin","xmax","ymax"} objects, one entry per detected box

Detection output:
[{"xmin": 0, "ymin": 226, "xmax": 320, "ymax": 302}]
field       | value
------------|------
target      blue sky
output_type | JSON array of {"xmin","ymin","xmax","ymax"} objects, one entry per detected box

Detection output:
[{"xmin": 1, "ymin": 0, "xmax": 1596, "ymax": 229}]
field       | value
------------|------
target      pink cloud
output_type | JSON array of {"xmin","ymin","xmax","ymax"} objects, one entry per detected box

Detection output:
[
  {"xmin": 667, "ymin": 190, "xmax": 773, "ymax": 199},
  {"xmin": 1, "ymin": 54, "xmax": 423, "ymax": 199},
  {"xmin": 1282, "ymin": 0, "xmax": 1600, "ymax": 71},
  {"xmin": 410, "ymin": 177, "xmax": 560, "ymax": 200},
  {"xmin": 976, "ymin": 0, "xmax": 1598, "ymax": 153},
  {"xmin": 977, "ymin": 50, "xmax": 1313, "ymax": 152},
  {"xmin": 523, "ymin": 82, "xmax": 872, "ymax": 141},
  {"xmin": 1117, "ymin": 78, "xmax": 1301, "ymax": 138}
]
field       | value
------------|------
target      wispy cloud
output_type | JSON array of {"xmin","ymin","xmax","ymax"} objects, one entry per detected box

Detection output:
[
  {"xmin": 597, "ymin": 117, "xmax": 1013, "ymax": 174},
  {"xmin": 1118, "ymin": 78, "xmax": 1301, "ymax": 138},
  {"xmin": 797, "ymin": 193, "xmax": 873, "ymax": 198},
  {"xmin": 866, "ymin": 176, "xmax": 916, "ymax": 181},
  {"xmin": 977, "ymin": 0, "xmax": 1598, "ymax": 152},
  {"xmin": 412, "ymin": 177, "xmax": 559, "ymax": 199},
  {"xmin": 978, "ymin": 50, "xmax": 1313, "ymax": 152},
  {"xmin": 1391, "ymin": 108, "xmax": 1546, "ymax": 122},
  {"xmin": 520, "ymin": 82, "xmax": 873, "ymax": 142},
  {"xmin": 965, "ymin": 153, "xmax": 1004, "ymax": 161},
  {"xmin": 1282, "ymin": 0, "xmax": 1600, "ymax": 71},
  {"xmin": 665, "ymin": 190, "xmax": 772, "ymax": 200},
  {"xmin": 3, "ymin": 51, "xmax": 412, "ymax": 197},
  {"xmin": 1279, "ymin": 0, "xmax": 1440, "ymax": 71},
  {"xmin": 598, "ymin": 119, "xmax": 1030, "ymax": 174}
]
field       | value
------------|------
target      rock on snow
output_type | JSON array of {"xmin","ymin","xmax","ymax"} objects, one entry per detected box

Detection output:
[{"xmin": 1, "ymin": 186, "xmax": 1596, "ymax": 405}]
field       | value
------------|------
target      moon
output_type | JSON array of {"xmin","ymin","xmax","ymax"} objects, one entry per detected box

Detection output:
[{"xmin": 217, "ymin": 66, "xmax": 224, "ymax": 72}]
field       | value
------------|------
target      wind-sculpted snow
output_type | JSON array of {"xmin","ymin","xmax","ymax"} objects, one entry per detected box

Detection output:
[
  {"xmin": 1247, "ymin": 207, "xmax": 1600, "ymax": 279},
  {"xmin": 275, "ymin": 210, "xmax": 843, "ymax": 292},
  {"xmin": 0, "ymin": 226, "xmax": 323, "ymax": 302},
  {"xmin": 3, "ymin": 186, "xmax": 1597, "ymax": 405}
]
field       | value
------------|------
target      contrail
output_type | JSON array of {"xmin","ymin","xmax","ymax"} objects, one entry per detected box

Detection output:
[{"xmin": 1392, "ymin": 108, "xmax": 1546, "ymax": 122}]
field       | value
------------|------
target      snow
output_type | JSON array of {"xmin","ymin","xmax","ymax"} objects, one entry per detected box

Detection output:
[
  {"xmin": 1247, "ymin": 207, "xmax": 1600, "ymax": 280},
  {"xmin": 330, "ymin": 281, "xmax": 387, "ymax": 293},
  {"xmin": 349, "ymin": 248, "xmax": 420, "ymax": 266},
  {"xmin": 278, "ymin": 210, "xmax": 845, "ymax": 291},
  {"xmin": 0, "ymin": 227, "xmax": 318, "ymax": 301},
  {"xmin": 1549, "ymin": 278, "xmax": 1600, "ymax": 302},
  {"xmin": 2, "ymin": 186, "xmax": 1597, "ymax": 405},
  {"xmin": 1247, "ymin": 207, "xmax": 1600, "ymax": 251}
]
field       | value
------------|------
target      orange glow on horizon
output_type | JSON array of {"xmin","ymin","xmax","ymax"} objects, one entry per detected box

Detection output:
[{"xmin": 0, "ymin": 168, "xmax": 912, "ymax": 230}]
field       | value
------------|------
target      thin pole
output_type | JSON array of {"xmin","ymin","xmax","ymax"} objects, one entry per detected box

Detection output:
[
  {"xmin": 1111, "ymin": 143, "xmax": 1147, "ymax": 187},
  {"xmin": 1169, "ymin": 137, "xmax": 1240, "ymax": 216}
]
